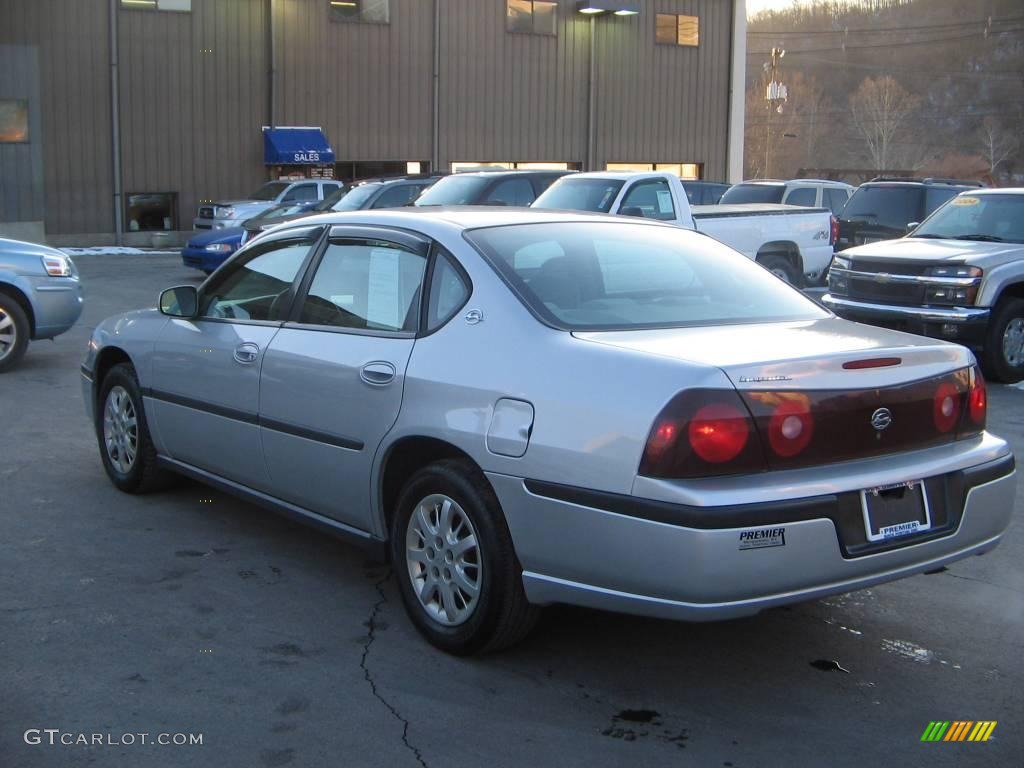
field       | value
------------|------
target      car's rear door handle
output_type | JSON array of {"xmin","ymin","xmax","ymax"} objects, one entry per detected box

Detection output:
[
  {"xmin": 360, "ymin": 361, "xmax": 396, "ymax": 385},
  {"xmin": 233, "ymin": 342, "xmax": 260, "ymax": 364}
]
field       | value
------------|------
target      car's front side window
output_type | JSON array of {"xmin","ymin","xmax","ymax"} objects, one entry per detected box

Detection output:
[
  {"xmin": 298, "ymin": 239, "xmax": 427, "ymax": 332},
  {"xmin": 784, "ymin": 187, "xmax": 817, "ymax": 207},
  {"xmin": 199, "ymin": 229, "xmax": 321, "ymax": 321},
  {"xmin": 620, "ymin": 179, "xmax": 676, "ymax": 220}
]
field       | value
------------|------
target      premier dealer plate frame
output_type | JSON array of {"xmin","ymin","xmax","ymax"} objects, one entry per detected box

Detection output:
[{"xmin": 859, "ymin": 479, "xmax": 933, "ymax": 543}]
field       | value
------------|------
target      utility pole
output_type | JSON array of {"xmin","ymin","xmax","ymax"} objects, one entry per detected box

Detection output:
[{"xmin": 763, "ymin": 47, "xmax": 787, "ymax": 179}]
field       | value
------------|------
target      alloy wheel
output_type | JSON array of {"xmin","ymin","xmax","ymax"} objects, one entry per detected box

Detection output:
[
  {"xmin": 103, "ymin": 385, "xmax": 138, "ymax": 473},
  {"xmin": 405, "ymin": 493, "xmax": 482, "ymax": 626},
  {"xmin": 1003, "ymin": 317, "xmax": 1024, "ymax": 367},
  {"xmin": 0, "ymin": 305, "xmax": 16, "ymax": 362}
]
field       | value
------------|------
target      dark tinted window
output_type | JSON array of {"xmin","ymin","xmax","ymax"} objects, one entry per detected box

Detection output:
[
  {"xmin": 248, "ymin": 181, "xmax": 290, "ymax": 201},
  {"xmin": 415, "ymin": 175, "xmax": 490, "ymax": 205},
  {"xmin": 427, "ymin": 252, "xmax": 471, "ymax": 331},
  {"xmin": 372, "ymin": 183, "xmax": 426, "ymax": 209},
  {"xmin": 842, "ymin": 186, "xmax": 922, "ymax": 230},
  {"xmin": 824, "ymin": 188, "xmax": 849, "ymax": 214},
  {"xmin": 299, "ymin": 239, "xmax": 426, "ymax": 332},
  {"xmin": 283, "ymin": 184, "xmax": 318, "ymax": 202},
  {"xmin": 466, "ymin": 222, "xmax": 826, "ymax": 330},
  {"xmin": 485, "ymin": 177, "xmax": 536, "ymax": 206},
  {"xmin": 784, "ymin": 187, "xmax": 817, "ymax": 207},
  {"xmin": 200, "ymin": 229, "xmax": 320, "ymax": 321},
  {"xmin": 720, "ymin": 184, "xmax": 785, "ymax": 204},
  {"xmin": 924, "ymin": 187, "xmax": 962, "ymax": 216},
  {"xmin": 532, "ymin": 178, "xmax": 624, "ymax": 212},
  {"xmin": 620, "ymin": 179, "xmax": 676, "ymax": 220}
]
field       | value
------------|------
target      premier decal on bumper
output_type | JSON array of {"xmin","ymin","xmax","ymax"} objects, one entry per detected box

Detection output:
[{"xmin": 738, "ymin": 527, "xmax": 786, "ymax": 550}]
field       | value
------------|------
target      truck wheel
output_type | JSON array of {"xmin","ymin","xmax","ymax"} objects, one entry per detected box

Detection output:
[
  {"xmin": 759, "ymin": 254, "xmax": 803, "ymax": 288},
  {"xmin": 981, "ymin": 298, "xmax": 1024, "ymax": 384},
  {"xmin": 0, "ymin": 290, "xmax": 30, "ymax": 373},
  {"xmin": 390, "ymin": 459, "xmax": 539, "ymax": 655}
]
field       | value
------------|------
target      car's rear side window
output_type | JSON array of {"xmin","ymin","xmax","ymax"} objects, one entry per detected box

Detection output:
[
  {"xmin": 466, "ymin": 222, "xmax": 826, "ymax": 331},
  {"xmin": 842, "ymin": 186, "xmax": 922, "ymax": 229}
]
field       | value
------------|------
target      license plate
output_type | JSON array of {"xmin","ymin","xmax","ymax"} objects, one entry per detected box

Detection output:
[{"xmin": 860, "ymin": 480, "xmax": 931, "ymax": 543}]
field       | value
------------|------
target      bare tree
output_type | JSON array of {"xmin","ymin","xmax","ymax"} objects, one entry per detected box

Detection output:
[
  {"xmin": 977, "ymin": 117, "xmax": 1019, "ymax": 178},
  {"xmin": 848, "ymin": 76, "xmax": 921, "ymax": 171}
]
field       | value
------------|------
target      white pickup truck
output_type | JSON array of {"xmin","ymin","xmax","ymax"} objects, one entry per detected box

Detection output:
[{"xmin": 532, "ymin": 171, "xmax": 836, "ymax": 286}]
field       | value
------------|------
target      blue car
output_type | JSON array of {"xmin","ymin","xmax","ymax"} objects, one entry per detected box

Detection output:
[
  {"xmin": 181, "ymin": 227, "xmax": 245, "ymax": 274},
  {"xmin": 0, "ymin": 237, "xmax": 84, "ymax": 372}
]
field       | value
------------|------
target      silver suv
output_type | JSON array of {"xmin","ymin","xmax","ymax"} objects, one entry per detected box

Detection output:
[{"xmin": 721, "ymin": 179, "xmax": 855, "ymax": 215}]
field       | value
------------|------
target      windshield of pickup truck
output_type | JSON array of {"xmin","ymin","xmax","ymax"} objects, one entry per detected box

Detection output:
[
  {"xmin": 719, "ymin": 184, "xmax": 785, "ymax": 204},
  {"xmin": 912, "ymin": 193, "xmax": 1024, "ymax": 243},
  {"xmin": 467, "ymin": 221, "xmax": 826, "ymax": 331},
  {"xmin": 532, "ymin": 178, "xmax": 624, "ymax": 213},
  {"xmin": 414, "ymin": 175, "xmax": 490, "ymax": 205},
  {"xmin": 248, "ymin": 181, "xmax": 290, "ymax": 201}
]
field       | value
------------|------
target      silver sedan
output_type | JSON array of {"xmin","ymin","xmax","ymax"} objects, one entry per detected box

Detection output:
[{"xmin": 81, "ymin": 209, "xmax": 1016, "ymax": 654}]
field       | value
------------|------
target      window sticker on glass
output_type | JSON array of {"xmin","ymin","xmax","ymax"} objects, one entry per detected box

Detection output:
[
  {"xmin": 656, "ymin": 190, "xmax": 674, "ymax": 213},
  {"xmin": 952, "ymin": 197, "xmax": 980, "ymax": 206},
  {"xmin": 366, "ymin": 249, "xmax": 402, "ymax": 329}
]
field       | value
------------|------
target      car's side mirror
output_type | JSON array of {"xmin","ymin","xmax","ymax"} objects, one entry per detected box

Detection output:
[
  {"xmin": 620, "ymin": 206, "xmax": 646, "ymax": 218},
  {"xmin": 159, "ymin": 285, "xmax": 199, "ymax": 318},
  {"xmin": 906, "ymin": 221, "xmax": 920, "ymax": 232}
]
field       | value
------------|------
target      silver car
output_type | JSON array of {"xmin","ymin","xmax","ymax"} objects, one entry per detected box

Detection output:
[
  {"xmin": 0, "ymin": 237, "xmax": 83, "ymax": 372},
  {"xmin": 81, "ymin": 209, "xmax": 1016, "ymax": 654}
]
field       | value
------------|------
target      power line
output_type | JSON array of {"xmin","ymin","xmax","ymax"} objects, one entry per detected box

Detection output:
[
  {"xmin": 747, "ymin": 27, "xmax": 1024, "ymax": 56},
  {"xmin": 748, "ymin": 15, "xmax": 1024, "ymax": 35},
  {"xmin": 757, "ymin": 54, "xmax": 1024, "ymax": 80}
]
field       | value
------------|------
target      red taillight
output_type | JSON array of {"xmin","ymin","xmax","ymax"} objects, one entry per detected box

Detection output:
[
  {"xmin": 830, "ymin": 215, "xmax": 840, "ymax": 247},
  {"xmin": 933, "ymin": 381, "xmax": 960, "ymax": 433},
  {"xmin": 968, "ymin": 367, "xmax": 987, "ymax": 427},
  {"xmin": 767, "ymin": 397, "xmax": 814, "ymax": 457},
  {"xmin": 640, "ymin": 390, "xmax": 765, "ymax": 479},
  {"xmin": 688, "ymin": 404, "xmax": 749, "ymax": 463}
]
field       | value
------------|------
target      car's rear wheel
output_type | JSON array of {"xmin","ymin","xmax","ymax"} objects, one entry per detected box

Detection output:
[
  {"xmin": 759, "ymin": 254, "xmax": 803, "ymax": 288},
  {"xmin": 0, "ymin": 291, "xmax": 30, "ymax": 373},
  {"xmin": 982, "ymin": 298, "xmax": 1024, "ymax": 384},
  {"xmin": 390, "ymin": 459, "xmax": 538, "ymax": 655},
  {"xmin": 97, "ymin": 363, "xmax": 173, "ymax": 493}
]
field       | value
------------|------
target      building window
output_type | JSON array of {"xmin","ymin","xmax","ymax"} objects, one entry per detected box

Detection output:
[
  {"xmin": 0, "ymin": 100, "xmax": 29, "ymax": 143},
  {"xmin": 507, "ymin": 1, "xmax": 557, "ymax": 36},
  {"xmin": 120, "ymin": 0, "xmax": 191, "ymax": 11},
  {"xmin": 606, "ymin": 162, "xmax": 702, "ymax": 179},
  {"xmin": 330, "ymin": 0, "xmax": 389, "ymax": 24},
  {"xmin": 126, "ymin": 193, "xmax": 177, "ymax": 232},
  {"xmin": 655, "ymin": 13, "xmax": 698, "ymax": 46}
]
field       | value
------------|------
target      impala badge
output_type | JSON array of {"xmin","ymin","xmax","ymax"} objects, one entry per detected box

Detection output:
[{"xmin": 871, "ymin": 407, "xmax": 893, "ymax": 431}]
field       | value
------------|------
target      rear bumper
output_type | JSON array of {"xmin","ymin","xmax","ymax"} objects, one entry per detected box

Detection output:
[
  {"xmin": 488, "ymin": 447, "xmax": 1015, "ymax": 621},
  {"xmin": 822, "ymin": 294, "xmax": 990, "ymax": 346}
]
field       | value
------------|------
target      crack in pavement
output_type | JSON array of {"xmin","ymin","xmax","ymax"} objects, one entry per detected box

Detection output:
[
  {"xmin": 360, "ymin": 568, "xmax": 429, "ymax": 768},
  {"xmin": 944, "ymin": 571, "xmax": 1024, "ymax": 594}
]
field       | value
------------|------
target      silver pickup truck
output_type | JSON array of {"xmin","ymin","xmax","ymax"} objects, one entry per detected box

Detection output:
[
  {"xmin": 193, "ymin": 179, "xmax": 341, "ymax": 230},
  {"xmin": 824, "ymin": 188, "xmax": 1024, "ymax": 383}
]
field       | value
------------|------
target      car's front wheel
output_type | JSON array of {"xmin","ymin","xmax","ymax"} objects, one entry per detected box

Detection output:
[
  {"xmin": 0, "ymin": 290, "xmax": 30, "ymax": 373},
  {"xmin": 982, "ymin": 297, "xmax": 1024, "ymax": 384},
  {"xmin": 390, "ymin": 460, "xmax": 538, "ymax": 655},
  {"xmin": 96, "ymin": 363, "xmax": 172, "ymax": 493}
]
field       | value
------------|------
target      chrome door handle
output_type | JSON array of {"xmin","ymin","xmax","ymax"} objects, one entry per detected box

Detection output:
[
  {"xmin": 233, "ymin": 342, "xmax": 260, "ymax": 364},
  {"xmin": 360, "ymin": 361, "xmax": 396, "ymax": 385}
]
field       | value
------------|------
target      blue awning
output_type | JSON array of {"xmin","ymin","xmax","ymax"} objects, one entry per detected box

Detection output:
[{"xmin": 263, "ymin": 127, "xmax": 335, "ymax": 165}]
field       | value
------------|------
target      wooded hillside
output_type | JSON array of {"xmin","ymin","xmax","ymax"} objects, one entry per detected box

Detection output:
[{"xmin": 744, "ymin": 0, "xmax": 1023, "ymax": 184}]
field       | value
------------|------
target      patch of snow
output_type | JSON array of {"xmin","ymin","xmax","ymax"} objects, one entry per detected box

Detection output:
[{"xmin": 60, "ymin": 247, "xmax": 179, "ymax": 256}]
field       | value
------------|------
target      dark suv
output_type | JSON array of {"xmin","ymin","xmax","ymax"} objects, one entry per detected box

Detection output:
[
  {"xmin": 836, "ymin": 178, "xmax": 984, "ymax": 250},
  {"xmin": 414, "ymin": 170, "xmax": 572, "ymax": 207}
]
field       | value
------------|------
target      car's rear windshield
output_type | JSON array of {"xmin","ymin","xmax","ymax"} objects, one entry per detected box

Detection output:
[
  {"xmin": 532, "ymin": 178, "xmax": 625, "ymax": 213},
  {"xmin": 719, "ymin": 184, "xmax": 784, "ymax": 204},
  {"xmin": 414, "ymin": 176, "xmax": 490, "ymax": 206},
  {"xmin": 316, "ymin": 185, "xmax": 352, "ymax": 211},
  {"xmin": 332, "ymin": 183, "xmax": 382, "ymax": 211},
  {"xmin": 912, "ymin": 193, "xmax": 1024, "ymax": 243},
  {"xmin": 842, "ymin": 185, "xmax": 922, "ymax": 229},
  {"xmin": 465, "ymin": 222, "xmax": 827, "ymax": 331},
  {"xmin": 248, "ymin": 182, "xmax": 290, "ymax": 201}
]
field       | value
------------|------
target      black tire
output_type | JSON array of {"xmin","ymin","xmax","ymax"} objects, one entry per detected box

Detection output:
[
  {"xmin": 390, "ymin": 459, "xmax": 539, "ymax": 655},
  {"xmin": 981, "ymin": 297, "xmax": 1024, "ymax": 384},
  {"xmin": 0, "ymin": 290, "xmax": 30, "ymax": 373},
  {"xmin": 759, "ymin": 254, "xmax": 804, "ymax": 288},
  {"xmin": 96, "ymin": 362, "xmax": 173, "ymax": 493}
]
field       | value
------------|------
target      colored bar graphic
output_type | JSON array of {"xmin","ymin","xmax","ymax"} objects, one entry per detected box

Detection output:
[{"xmin": 922, "ymin": 721, "xmax": 996, "ymax": 742}]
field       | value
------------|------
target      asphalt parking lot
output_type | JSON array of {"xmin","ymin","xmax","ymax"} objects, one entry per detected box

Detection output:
[{"xmin": 2, "ymin": 254, "xmax": 1022, "ymax": 768}]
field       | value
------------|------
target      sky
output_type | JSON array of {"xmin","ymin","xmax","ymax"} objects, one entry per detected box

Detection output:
[{"xmin": 746, "ymin": 0, "xmax": 827, "ymax": 17}]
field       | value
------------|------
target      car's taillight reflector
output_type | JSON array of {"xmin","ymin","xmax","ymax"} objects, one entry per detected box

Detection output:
[
  {"xmin": 933, "ymin": 381, "xmax": 960, "ymax": 433},
  {"xmin": 767, "ymin": 396, "xmax": 814, "ymax": 457},
  {"xmin": 639, "ymin": 390, "xmax": 765, "ymax": 479},
  {"xmin": 966, "ymin": 366, "xmax": 986, "ymax": 431}
]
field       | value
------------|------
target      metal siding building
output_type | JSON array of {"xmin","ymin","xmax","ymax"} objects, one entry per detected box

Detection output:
[{"xmin": 0, "ymin": 0, "xmax": 745, "ymax": 243}]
